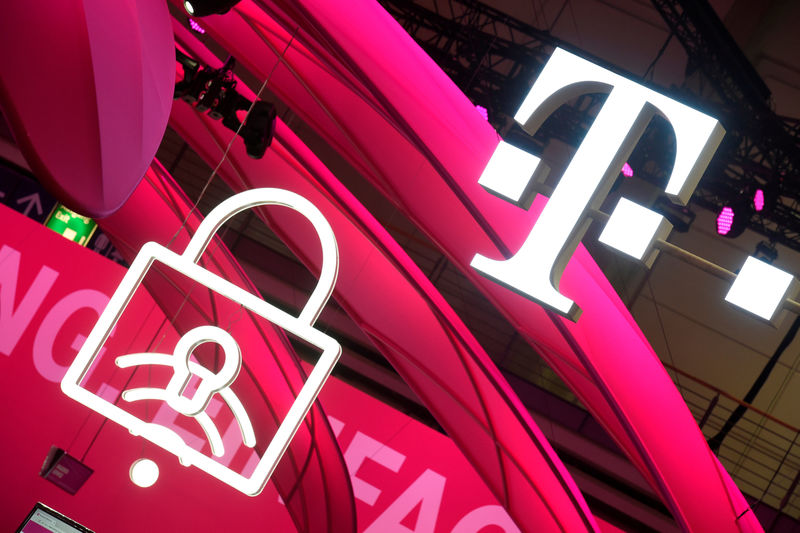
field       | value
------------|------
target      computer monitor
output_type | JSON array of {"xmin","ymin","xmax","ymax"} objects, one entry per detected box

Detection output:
[{"xmin": 15, "ymin": 502, "xmax": 94, "ymax": 533}]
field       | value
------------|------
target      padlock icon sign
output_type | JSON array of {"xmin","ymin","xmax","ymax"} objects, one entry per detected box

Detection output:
[{"xmin": 61, "ymin": 188, "xmax": 342, "ymax": 496}]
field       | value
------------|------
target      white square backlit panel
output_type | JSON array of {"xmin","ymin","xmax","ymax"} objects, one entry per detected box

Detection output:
[
  {"xmin": 725, "ymin": 256, "xmax": 796, "ymax": 321},
  {"xmin": 478, "ymin": 141, "xmax": 544, "ymax": 208},
  {"xmin": 598, "ymin": 198, "xmax": 672, "ymax": 267}
]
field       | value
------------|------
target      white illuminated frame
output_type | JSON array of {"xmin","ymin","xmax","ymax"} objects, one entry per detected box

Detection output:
[{"xmin": 61, "ymin": 188, "xmax": 342, "ymax": 496}]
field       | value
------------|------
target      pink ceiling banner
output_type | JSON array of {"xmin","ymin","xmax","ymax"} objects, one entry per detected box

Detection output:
[
  {"xmin": 97, "ymin": 163, "xmax": 357, "ymax": 533},
  {"xmin": 165, "ymin": 22, "xmax": 599, "ymax": 533},
  {"xmin": 189, "ymin": 1, "xmax": 762, "ymax": 531},
  {"xmin": 0, "ymin": 203, "xmax": 569, "ymax": 533},
  {"xmin": 0, "ymin": 0, "xmax": 174, "ymax": 217}
]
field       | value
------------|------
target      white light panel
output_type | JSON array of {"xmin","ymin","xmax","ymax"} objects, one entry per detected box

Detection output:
[
  {"xmin": 598, "ymin": 198, "xmax": 672, "ymax": 267},
  {"xmin": 477, "ymin": 140, "xmax": 545, "ymax": 208},
  {"xmin": 725, "ymin": 256, "xmax": 796, "ymax": 321}
]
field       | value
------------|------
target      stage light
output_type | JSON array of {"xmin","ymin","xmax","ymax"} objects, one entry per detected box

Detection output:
[
  {"xmin": 475, "ymin": 105, "xmax": 488, "ymax": 121},
  {"xmin": 40, "ymin": 446, "xmax": 93, "ymax": 494},
  {"xmin": 130, "ymin": 458, "xmax": 159, "ymax": 488},
  {"xmin": 754, "ymin": 189, "xmax": 765, "ymax": 211},
  {"xmin": 183, "ymin": 0, "xmax": 240, "ymax": 17},
  {"xmin": 241, "ymin": 101, "xmax": 277, "ymax": 159},
  {"xmin": 653, "ymin": 195, "xmax": 695, "ymax": 233},
  {"xmin": 621, "ymin": 162, "xmax": 633, "ymax": 177},
  {"xmin": 716, "ymin": 206, "xmax": 734, "ymax": 235},
  {"xmin": 174, "ymin": 52, "xmax": 277, "ymax": 159},
  {"xmin": 477, "ymin": 140, "xmax": 544, "ymax": 208},
  {"xmin": 716, "ymin": 196, "xmax": 751, "ymax": 238},
  {"xmin": 754, "ymin": 241, "xmax": 778, "ymax": 264},
  {"xmin": 188, "ymin": 18, "xmax": 206, "ymax": 34},
  {"xmin": 725, "ymin": 256, "xmax": 795, "ymax": 321}
]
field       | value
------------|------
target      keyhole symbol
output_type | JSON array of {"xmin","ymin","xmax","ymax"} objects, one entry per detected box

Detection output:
[{"xmin": 165, "ymin": 326, "xmax": 242, "ymax": 417}]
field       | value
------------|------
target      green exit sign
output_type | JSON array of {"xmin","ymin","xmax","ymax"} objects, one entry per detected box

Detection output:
[{"xmin": 45, "ymin": 204, "xmax": 97, "ymax": 246}]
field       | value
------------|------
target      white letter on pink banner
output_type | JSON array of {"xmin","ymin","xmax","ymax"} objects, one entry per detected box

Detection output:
[
  {"xmin": 33, "ymin": 289, "xmax": 109, "ymax": 382},
  {"xmin": 364, "ymin": 469, "xmax": 446, "ymax": 533},
  {"xmin": 0, "ymin": 245, "xmax": 58, "ymax": 355},
  {"xmin": 344, "ymin": 431, "xmax": 406, "ymax": 506},
  {"xmin": 471, "ymin": 48, "xmax": 724, "ymax": 320}
]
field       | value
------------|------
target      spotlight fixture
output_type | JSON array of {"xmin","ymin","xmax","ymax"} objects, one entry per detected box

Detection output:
[
  {"xmin": 716, "ymin": 195, "xmax": 752, "ymax": 238},
  {"xmin": 725, "ymin": 256, "xmax": 795, "ymax": 322},
  {"xmin": 175, "ymin": 50, "xmax": 277, "ymax": 159},
  {"xmin": 754, "ymin": 240, "xmax": 778, "ymax": 264},
  {"xmin": 653, "ymin": 195, "xmax": 695, "ymax": 233},
  {"xmin": 753, "ymin": 189, "xmax": 765, "ymax": 211},
  {"xmin": 188, "ymin": 18, "xmax": 206, "ymax": 34},
  {"xmin": 183, "ymin": 0, "xmax": 241, "ymax": 17},
  {"xmin": 754, "ymin": 181, "xmax": 780, "ymax": 214}
]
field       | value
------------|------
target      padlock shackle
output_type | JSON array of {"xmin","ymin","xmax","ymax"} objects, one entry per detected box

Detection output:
[{"xmin": 183, "ymin": 188, "xmax": 338, "ymax": 326}]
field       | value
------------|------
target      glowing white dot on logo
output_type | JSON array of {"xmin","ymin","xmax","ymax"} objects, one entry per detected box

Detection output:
[{"xmin": 130, "ymin": 458, "xmax": 159, "ymax": 488}]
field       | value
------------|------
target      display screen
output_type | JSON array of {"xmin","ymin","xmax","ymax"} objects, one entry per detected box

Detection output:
[{"xmin": 16, "ymin": 504, "xmax": 93, "ymax": 533}]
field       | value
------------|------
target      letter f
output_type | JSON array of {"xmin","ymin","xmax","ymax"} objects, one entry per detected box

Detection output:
[{"xmin": 471, "ymin": 48, "xmax": 724, "ymax": 320}]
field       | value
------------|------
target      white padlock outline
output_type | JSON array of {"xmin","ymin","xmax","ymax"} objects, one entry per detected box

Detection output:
[{"xmin": 61, "ymin": 188, "xmax": 342, "ymax": 496}]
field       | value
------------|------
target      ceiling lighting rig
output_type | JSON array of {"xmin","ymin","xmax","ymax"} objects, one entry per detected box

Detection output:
[
  {"xmin": 715, "ymin": 184, "xmax": 778, "ymax": 238},
  {"xmin": 175, "ymin": 50, "xmax": 276, "ymax": 159},
  {"xmin": 585, "ymin": 199, "xmax": 797, "ymax": 323}
]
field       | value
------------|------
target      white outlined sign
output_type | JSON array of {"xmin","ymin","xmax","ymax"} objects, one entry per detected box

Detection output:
[
  {"xmin": 471, "ymin": 48, "xmax": 725, "ymax": 320},
  {"xmin": 61, "ymin": 188, "xmax": 342, "ymax": 496}
]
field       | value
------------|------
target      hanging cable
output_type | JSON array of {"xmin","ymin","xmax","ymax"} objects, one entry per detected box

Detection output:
[{"xmin": 643, "ymin": 32, "xmax": 673, "ymax": 80}]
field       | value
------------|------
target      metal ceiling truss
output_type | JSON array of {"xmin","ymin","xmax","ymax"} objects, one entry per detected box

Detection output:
[{"xmin": 379, "ymin": 0, "xmax": 800, "ymax": 253}]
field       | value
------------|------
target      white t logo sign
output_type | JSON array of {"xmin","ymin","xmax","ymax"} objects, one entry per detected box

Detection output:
[{"xmin": 471, "ymin": 48, "xmax": 725, "ymax": 320}]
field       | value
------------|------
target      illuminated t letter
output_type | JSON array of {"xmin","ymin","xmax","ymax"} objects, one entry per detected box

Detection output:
[{"xmin": 471, "ymin": 48, "xmax": 724, "ymax": 320}]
